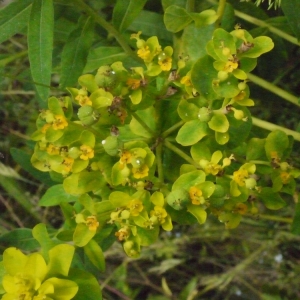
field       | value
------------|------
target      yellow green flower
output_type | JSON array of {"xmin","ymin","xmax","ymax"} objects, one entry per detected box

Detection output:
[
  {"xmin": 127, "ymin": 199, "xmax": 144, "ymax": 216},
  {"xmin": 115, "ymin": 226, "xmax": 130, "ymax": 241},
  {"xmin": 62, "ymin": 157, "xmax": 74, "ymax": 173},
  {"xmin": 126, "ymin": 77, "xmax": 141, "ymax": 90},
  {"xmin": 150, "ymin": 206, "xmax": 167, "ymax": 224},
  {"xmin": 223, "ymin": 60, "xmax": 238, "ymax": 73},
  {"xmin": 132, "ymin": 164, "xmax": 149, "ymax": 179},
  {"xmin": 137, "ymin": 45, "xmax": 151, "ymax": 60},
  {"xmin": 158, "ymin": 56, "xmax": 172, "ymax": 71},
  {"xmin": 52, "ymin": 115, "xmax": 68, "ymax": 130},
  {"xmin": 233, "ymin": 169, "xmax": 249, "ymax": 186},
  {"xmin": 85, "ymin": 216, "xmax": 99, "ymax": 231},
  {"xmin": 80, "ymin": 145, "xmax": 94, "ymax": 160},
  {"xmin": 46, "ymin": 144, "xmax": 60, "ymax": 156},
  {"xmin": 189, "ymin": 186, "xmax": 205, "ymax": 205},
  {"xmin": 1, "ymin": 246, "xmax": 78, "ymax": 300},
  {"xmin": 180, "ymin": 75, "xmax": 192, "ymax": 87}
]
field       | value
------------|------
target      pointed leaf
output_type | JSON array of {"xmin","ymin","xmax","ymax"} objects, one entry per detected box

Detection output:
[
  {"xmin": 28, "ymin": 0, "xmax": 54, "ymax": 100},
  {"xmin": 84, "ymin": 239, "xmax": 105, "ymax": 271}
]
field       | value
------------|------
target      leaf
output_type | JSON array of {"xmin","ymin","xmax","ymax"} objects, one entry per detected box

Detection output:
[
  {"xmin": 208, "ymin": 114, "xmax": 229, "ymax": 133},
  {"xmin": 172, "ymin": 170, "xmax": 206, "ymax": 191},
  {"xmin": 69, "ymin": 269, "xmax": 102, "ymax": 300},
  {"xmin": 10, "ymin": 148, "xmax": 54, "ymax": 186},
  {"xmin": 28, "ymin": 0, "xmax": 54, "ymax": 101},
  {"xmin": 291, "ymin": 201, "xmax": 300, "ymax": 235},
  {"xmin": 60, "ymin": 17, "xmax": 94, "ymax": 89},
  {"xmin": 112, "ymin": 0, "xmax": 147, "ymax": 32},
  {"xmin": 240, "ymin": 36, "xmax": 274, "ymax": 58},
  {"xmin": 0, "ymin": 229, "xmax": 39, "ymax": 251},
  {"xmin": 0, "ymin": 0, "xmax": 32, "ymax": 44},
  {"xmin": 280, "ymin": 0, "xmax": 300, "ymax": 40},
  {"xmin": 187, "ymin": 204, "xmax": 207, "ymax": 224},
  {"xmin": 84, "ymin": 239, "xmax": 105, "ymax": 271},
  {"xmin": 39, "ymin": 184, "xmax": 79, "ymax": 206},
  {"xmin": 265, "ymin": 130, "xmax": 289, "ymax": 161},
  {"xmin": 164, "ymin": 5, "xmax": 192, "ymax": 33},
  {"xmin": 84, "ymin": 47, "xmax": 127, "ymax": 73},
  {"xmin": 259, "ymin": 188, "xmax": 286, "ymax": 210},
  {"xmin": 176, "ymin": 120, "xmax": 208, "ymax": 146}
]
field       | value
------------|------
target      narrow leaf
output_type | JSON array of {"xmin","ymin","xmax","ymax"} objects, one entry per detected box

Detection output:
[
  {"xmin": 281, "ymin": 0, "xmax": 300, "ymax": 41},
  {"xmin": 60, "ymin": 17, "xmax": 94, "ymax": 89},
  {"xmin": 28, "ymin": 0, "xmax": 54, "ymax": 101},
  {"xmin": 112, "ymin": 0, "xmax": 147, "ymax": 32},
  {"xmin": 0, "ymin": 0, "xmax": 32, "ymax": 44}
]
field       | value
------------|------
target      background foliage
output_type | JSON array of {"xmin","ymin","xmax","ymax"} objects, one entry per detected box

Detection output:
[{"xmin": 0, "ymin": 0, "xmax": 300, "ymax": 299}]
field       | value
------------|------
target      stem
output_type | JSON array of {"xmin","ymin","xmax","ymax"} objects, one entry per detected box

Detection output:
[
  {"xmin": 186, "ymin": 0, "xmax": 195, "ymax": 13},
  {"xmin": 216, "ymin": 0, "xmax": 227, "ymax": 28},
  {"xmin": 156, "ymin": 141, "xmax": 164, "ymax": 183},
  {"xmin": 252, "ymin": 116, "xmax": 300, "ymax": 142},
  {"xmin": 247, "ymin": 73, "xmax": 300, "ymax": 108},
  {"xmin": 164, "ymin": 139, "xmax": 199, "ymax": 168},
  {"xmin": 234, "ymin": 9, "xmax": 300, "ymax": 46},
  {"xmin": 72, "ymin": 0, "xmax": 137, "ymax": 59},
  {"xmin": 131, "ymin": 111, "xmax": 156, "ymax": 136},
  {"xmin": 161, "ymin": 120, "xmax": 184, "ymax": 138},
  {"xmin": 256, "ymin": 214, "xmax": 293, "ymax": 223}
]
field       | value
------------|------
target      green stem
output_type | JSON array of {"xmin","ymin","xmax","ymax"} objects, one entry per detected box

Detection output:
[
  {"xmin": 156, "ymin": 141, "xmax": 164, "ymax": 183},
  {"xmin": 161, "ymin": 120, "xmax": 184, "ymax": 138},
  {"xmin": 186, "ymin": 0, "xmax": 195, "ymax": 13},
  {"xmin": 247, "ymin": 73, "xmax": 300, "ymax": 107},
  {"xmin": 131, "ymin": 111, "xmax": 156, "ymax": 136},
  {"xmin": 73, "ymin": 0, "xmax": 137, "ymax": 59},
  {"xmin": 234, "ymin": 9, "xmax": 300, "ymax": 46},
  {"xmin": 252, "ymin": 116, "xmax": 300, "ymax": 142},
  {"xmin": 252, "ymin": 214, "xmax": 293, "ymax": 223},
  {"xmin": 164, "ymin": 139, "xmax": 199, "ymax": 167},
  {"xmin": 216, "ymin": 0, "xmax": 227, "ymax": 28}
]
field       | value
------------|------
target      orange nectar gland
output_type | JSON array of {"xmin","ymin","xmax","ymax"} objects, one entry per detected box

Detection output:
[
  {"xmin": 233, "ymin": 169, "xmax": 248, "ymax": 186},
  {"xmin": 52, "ymin": 115, "xmax": 68, "ymax": 130},
  {"xmin": 85, "ymin": 216, "xmax": 99, "ymax": 231},
  {"xmin": 115, "ymin": 227, "xmax": 130, "ymax": 241},
  {"xmin": 158, "ymin": 56, "xmax": 172, "ymax": 71},
  {"xmin": 132, "ymin": 164, "xmax": 149, "ymax": 179},
  {"xmin": 126, "ymin": 78, "xmax": 141, "ymax": 90},
  {"xmin": 62, "ymin": 157, "xmax": 74, "ymax": 173},
  {"xmin": 235, "ymin": 203, "xmax": 248, "ymax": 215},
  {"xmin": 127, "ymin": 199, "xmax": 143, "ymax": 216},
  {"xmin": 79, "ymin": 145, "xmax": 94, "ymax": 160}
]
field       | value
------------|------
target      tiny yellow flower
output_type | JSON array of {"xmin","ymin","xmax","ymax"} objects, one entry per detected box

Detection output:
[
  {"xmin": 137, "ymin": 45, "xmax": 151, "ymax": 60},
  {"xmin": 150, "ymin": 206, "xmax": 167, "ymax": 224},
  {"xmin": 120, "ymin": 150, "xmax": 132, "ymax": 165},
  {"xmin": 233, "ymin": 169, "xmax": 248, "ymax": 186},
  {"xmin": 180, "ymin": 75, "xmax": 192, "ymax": 86},
  {"xmin": 189, "ymin": 186, "xmax": 205, "ymax": 205},
  {"xmin": 158, "ymin": 57, "xmax": 172, "ymax": 71},
  {"xmin": 127, "ymin": 199, "xmax": 143, "ymax": 216},
  {"xmin": 62, "ymin": 157, "xmax": 74, "ymax": 173},
  {"xmin": 280, "ymin": 171, "xmax": 290, "ymax": 184},
  {"xmin": 86, "ymin": 216, "xmax": 99, "ymax": 231},
  {"xmin": 115, "ymin": 226, "xmax": 130, "ymax": 241},
  {"xmin": 224, "ymin": 61, "xmax": 238, "ymax": 72},
  {"xmin": 41, "ymin": 123, "xmax": 51, "ymax": 133},
  {"xmin": 205, "ymin": 163, "xmax": 222, "ymax": 176},
  {"xmin": 235, "ymin": 203, "xmax": 248, "ymax": 215},
  {"xmin": 75, "ymin": 94, "xmax": 92, "ymax": 106},
  {"xmin": 130, "ymin": 31, "xmax": 142, "ymax": 40},
  {"xmin": 46, "ymin": 144, "xmax": 60, "ymax": 155},
  {"xmin": 52, "ymin": 115, "xmax": 68, "ymax": 130},
  {"xmin": 126, "ymin": 78, "xmax": 141, "ymax": 90},
  {"xmin": 80, "ymin": 145, "xmax": 94, "ymax": 160},
  {"xmin": 132, "ymin": 164, "xmax": 149, "ymax": 179}
]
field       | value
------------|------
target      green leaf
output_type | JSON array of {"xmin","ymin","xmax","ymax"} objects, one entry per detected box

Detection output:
[
  {"xmin": 259, "ymin": 187, "xmax": 286, "ymax": 210},
  {"xmin": 0, "ymin": 0, "xmax": 32, "ymax": 44},
  {"xmin": 166, "ymin": 189, "xmax": 189, "ymax": 210},
  {"xmin": 246, "ymin": 138, "xmax": 266, "ymax": 160},
  {"xmin": 173, "ymin": 170, "xmax": 206, "ymax": 191},
  {"xmin": 47, "ymin": 244, "xmax": 75, "ymax": 277},
  {"xmin": 281, "ymin": 0, "xmax": 300, "ymax": 40},
  {"xmin": 164, "ymin": 5, "xmax": 192, "ymax": 33},
  {"xmin": 291, "ymin": 201, "xmax": 300, "ymax": 235},
  {"xmin": 240, "ymin": 36, "xmax": 274, "ymax": 58},
  {"xmin": 0, "ymin": 229, "xmax": 39, "ymax": 251},
  {"xmin": 187, "ymin": 204, "xmax": 207, "ymax": 224},
  {"xmin": 265, "ymin": 130, "xmax": 289, "ymax": 161},
  {"xmin": 191, "ymin": 55, "xmax": 218, "ymax": 100},
  {"xmin": 213, "ymin": 74, "xmax": 240, "ymax": 98},
  {"xmin": 69, "ymin": 268, "xmax": 102, "ymax": 300},
  {"xmin": 60, "ymin": 17, "xmax": 94, "ymax": 89},
  {"xmin": 112, "ymin": 0, "xmax": 147, "ymax": 32},
  {"xmin": 176, "ymin": 120, "xmax": 208, "ymax": 146},
  {"xmin": 39, "ymin": 184, "xmax": 79, "ymax": 206},
  {"xmin": 28, "ymin": 0, "xmax": 54, "ymax": 101},
  {"xmin": 218, "ymin": 212, "xmax": 241, "ymax": 229},
  {"xmin": 84, "ymin": 239, "xmax": 105, "ymax": 271},
  {"xmin": 84, "ymin": 47, "xmax": 127, "ymax": 73},
  {"xmin": 208, "ymin": 114, "xmax": 229, "ymax": 133},
  {"xmin": 73, "ymin": 223, "xmax": 96, "ymax": 247}
]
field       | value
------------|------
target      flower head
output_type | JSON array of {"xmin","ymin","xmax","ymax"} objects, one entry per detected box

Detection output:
[
  {"xmin": 189, "ymin": 186, "xmax": 205, "ymax": 205},
  {"xmin": 233, "ymin": 169, "xmax": 248, "ymax": 186},
  {"xmin": 150, "ymin": 206, "xmax": 167, "ymax": 224},
  {"xmin": 52, "ymin": 115, "xmax": 68, "ymax": 130},
  {"xmin": 85, "ymin": 216, "xmax": 99, "ymax": 231},
  {"xmin": 80, "ymin": 145, "xmax": 94, "ymax": 160},
  {"xmin": 62, "ymin": 157, "xmax": 74, "ymax": 173},
  {"xmin": 127, "ymin": 199, "xmax": 144, "ymax": 216},
  {"xmin": 132, "ymin": 164, "xmax": 149, "ymax": 179},
  {"xmin": 158, "ymin": 56, "xmax": 172, "ymax": 71}
]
